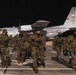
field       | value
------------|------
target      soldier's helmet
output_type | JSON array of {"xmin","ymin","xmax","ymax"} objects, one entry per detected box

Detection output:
[{"xmin": 2, "ymin": 29, "xmax": 7, "ymax": 33}]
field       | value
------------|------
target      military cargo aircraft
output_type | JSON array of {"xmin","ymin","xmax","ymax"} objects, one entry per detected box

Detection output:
[
  {"xmin": 0, "ymin": 20, "xmax": 50, "ymax": 37},
  {"xmin": 44, "ymin": 7, "xmax": 76, "ymax": 39},
  {"xmin": 0, "ymin": 7, "xmax": 76, "ymax": 39}
]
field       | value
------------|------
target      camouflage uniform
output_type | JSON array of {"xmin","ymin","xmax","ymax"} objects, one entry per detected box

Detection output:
[
  {"xmin": 69, "ymin": 35, "xmax": 76, "ymax": 70},
  {"xmin": 8, "ymin": 35, "xmax": 14, "ymax": 52},
  {"xmin": 63, "ymin": 37, "xmax": 69, "ymax": 56},
  {"xmin": 30, "ymin": 34, "xmax": 38, "ymax": 73},
  {"xmin": 0, "ymin": 29, "xmax": 11, "ymax": 68},
  {"xmin": 29, "ymin": 31, "xmax": 46, "ymax": 73},
  {"xmin": 53, "ymin": 32, "xmax": 63, "ymax": 63},
  {"xmin": 64, "ymin": 35, "xmax": 76, "ymax": 70},
  {"xmin": 40, "ymin": 34, "xmax": 46, "ymax": 67},
  {"xmin": 35, "ymin": 31, "xmax": 46, "ymax": 67},
  {"xmin": 14, "ymin": 32, "xmax": 26, "ymax": 63},
  {"xmin": 9, "ymin": 35, "xmax": 13, "ymax": 45},
  {"xmin": 19, "ymin": 32, "xmax": 27, "ymax": 62},
  {"xmin": 24, "ymin": 34, "xmax": 31, "ymax": 59},
  {"xmin": 73, "ymin": 32, "xmax": 76, "ymax": 55},
  {"xmin": 53, "ymin": 36, "xmax": 59, "ymax": 51}
]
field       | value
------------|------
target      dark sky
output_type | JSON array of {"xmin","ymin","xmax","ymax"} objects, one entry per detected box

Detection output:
[{"xmin": 0, "ymin": 0, "xmax": 76, "ymax": 27}]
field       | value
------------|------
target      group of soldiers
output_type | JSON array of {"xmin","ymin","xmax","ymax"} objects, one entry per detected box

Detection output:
[
  {"xmin": 0, "ymin": 29, "xmax": 46, "ymax": 73},
  {"xmin": 1, "ymin": 28, "xmax": 76, "ymax": 72},
  {"xmin": 53, "ymin": 31, "xmax": 76, "ymax": 70}
]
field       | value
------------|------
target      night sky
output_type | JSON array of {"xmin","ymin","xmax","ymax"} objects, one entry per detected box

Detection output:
[{"xmin": 0, "ymin": 0, "xmax": 76, "ymax": 27}]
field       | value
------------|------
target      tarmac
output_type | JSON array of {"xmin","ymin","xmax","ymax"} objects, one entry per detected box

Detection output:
[{"xmin": 0, "ymin": 47, "xmax": 76, "ymax": 75}]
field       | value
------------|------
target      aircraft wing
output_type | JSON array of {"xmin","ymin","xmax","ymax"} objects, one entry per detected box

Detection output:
[{"xmin": 20, "ymin": 20, "xmax": 50, "ymax": 31}]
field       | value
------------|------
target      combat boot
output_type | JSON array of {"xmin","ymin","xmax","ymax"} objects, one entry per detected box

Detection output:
[
  {"xmin": 35, "ymin": 69, "xmax": 38, "ymax": 73},
  {"xmin": 33, "ymin": 67, "xmax": 38, "ymax": 73}
]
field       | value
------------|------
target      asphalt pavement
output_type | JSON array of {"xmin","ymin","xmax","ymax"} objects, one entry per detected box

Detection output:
[{"xmin": 0, "ymin": 47, "xmax": 76, "ymax": 75}]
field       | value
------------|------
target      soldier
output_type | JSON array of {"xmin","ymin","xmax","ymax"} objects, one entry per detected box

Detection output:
[
  {"xmin": 15, "ymin": 31, "xmax": 26, "ymax": 63},
  {"xmin": 0, "ymin": 29, "xmax": 11, "ymax": 68},
  {"xmin": 73, "ymin": 32, "xmax": 76, "ymax": 55},
  {"xmin": 64, "ymin": 34, "xmax": 76, "ymax": 70},
  {"xmin": 29, "ymin": 30, "xmax": 46, "ymax": 73},
  {"xmin": 41, "ymin": 33, "xmax": 46, "ymax": 67},
  {"xmin": 12, "ymin": 34, "xmax": 19, "ymax": 52},
  {"xmin": 30, "ymin": 34, "xmax": 38, "ymax": 73},
  {"xmin": 53, "ymin": 36, "xmax": 59, "ymax": 51},
  {"xmin": 53, "ymin": 32, "xmax": 63, "ymax": 63},
  {"xmin": 24, "ymin": 36, "xmax": 31, "ymax": 59},
  {"xmin": 69, "ymin": 33, "xmax": 76, "ymax": 70},
  {"xmin": 8, "ymin": 35, "xmax": 14, "ymax": 51},
  {"xmin": 63, "ymin": 36, "xmax": 69, "ymax": 56},
  {"xmin": 35, "ymin": 31, "xmax": 46, "ymax": 67},
  {"xmin": 63, "ymin": 35, "xmax": 73, "ymax": 64},
  {"xmin": 20, "ymin": 31, "xmax": 30, "ymax": 62}
]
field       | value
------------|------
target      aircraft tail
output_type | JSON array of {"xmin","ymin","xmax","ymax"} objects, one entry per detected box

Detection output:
[{"xmin": 63, "ymin": 7, "xmax": 76, "ymax": 27}]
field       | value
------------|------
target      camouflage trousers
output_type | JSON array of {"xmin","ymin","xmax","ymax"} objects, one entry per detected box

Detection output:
[
  {"xmin": 1, "ymin": 56, "xmax": 11, "ymax": 68},
  {"xmin": 56, "ymin": 46, "xmax": 62, "ymax": 63},
  {"xmin": 69, "ymin": 51, "xmax": 76, "ymax": 70},
  {"xmin": 1, "ymin": 48, "xmax": 11, "ymax": 68},
  {"xmin": 31, "ymin": 46, "xmax": 38, "ymax": 73},
  {"xmin": 17, "ymin": 48, "xmax": 25, "ymax": 63},
  {"xmin": 36, "ymin": 47, "xmax": 45, "ymax": 67}
]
